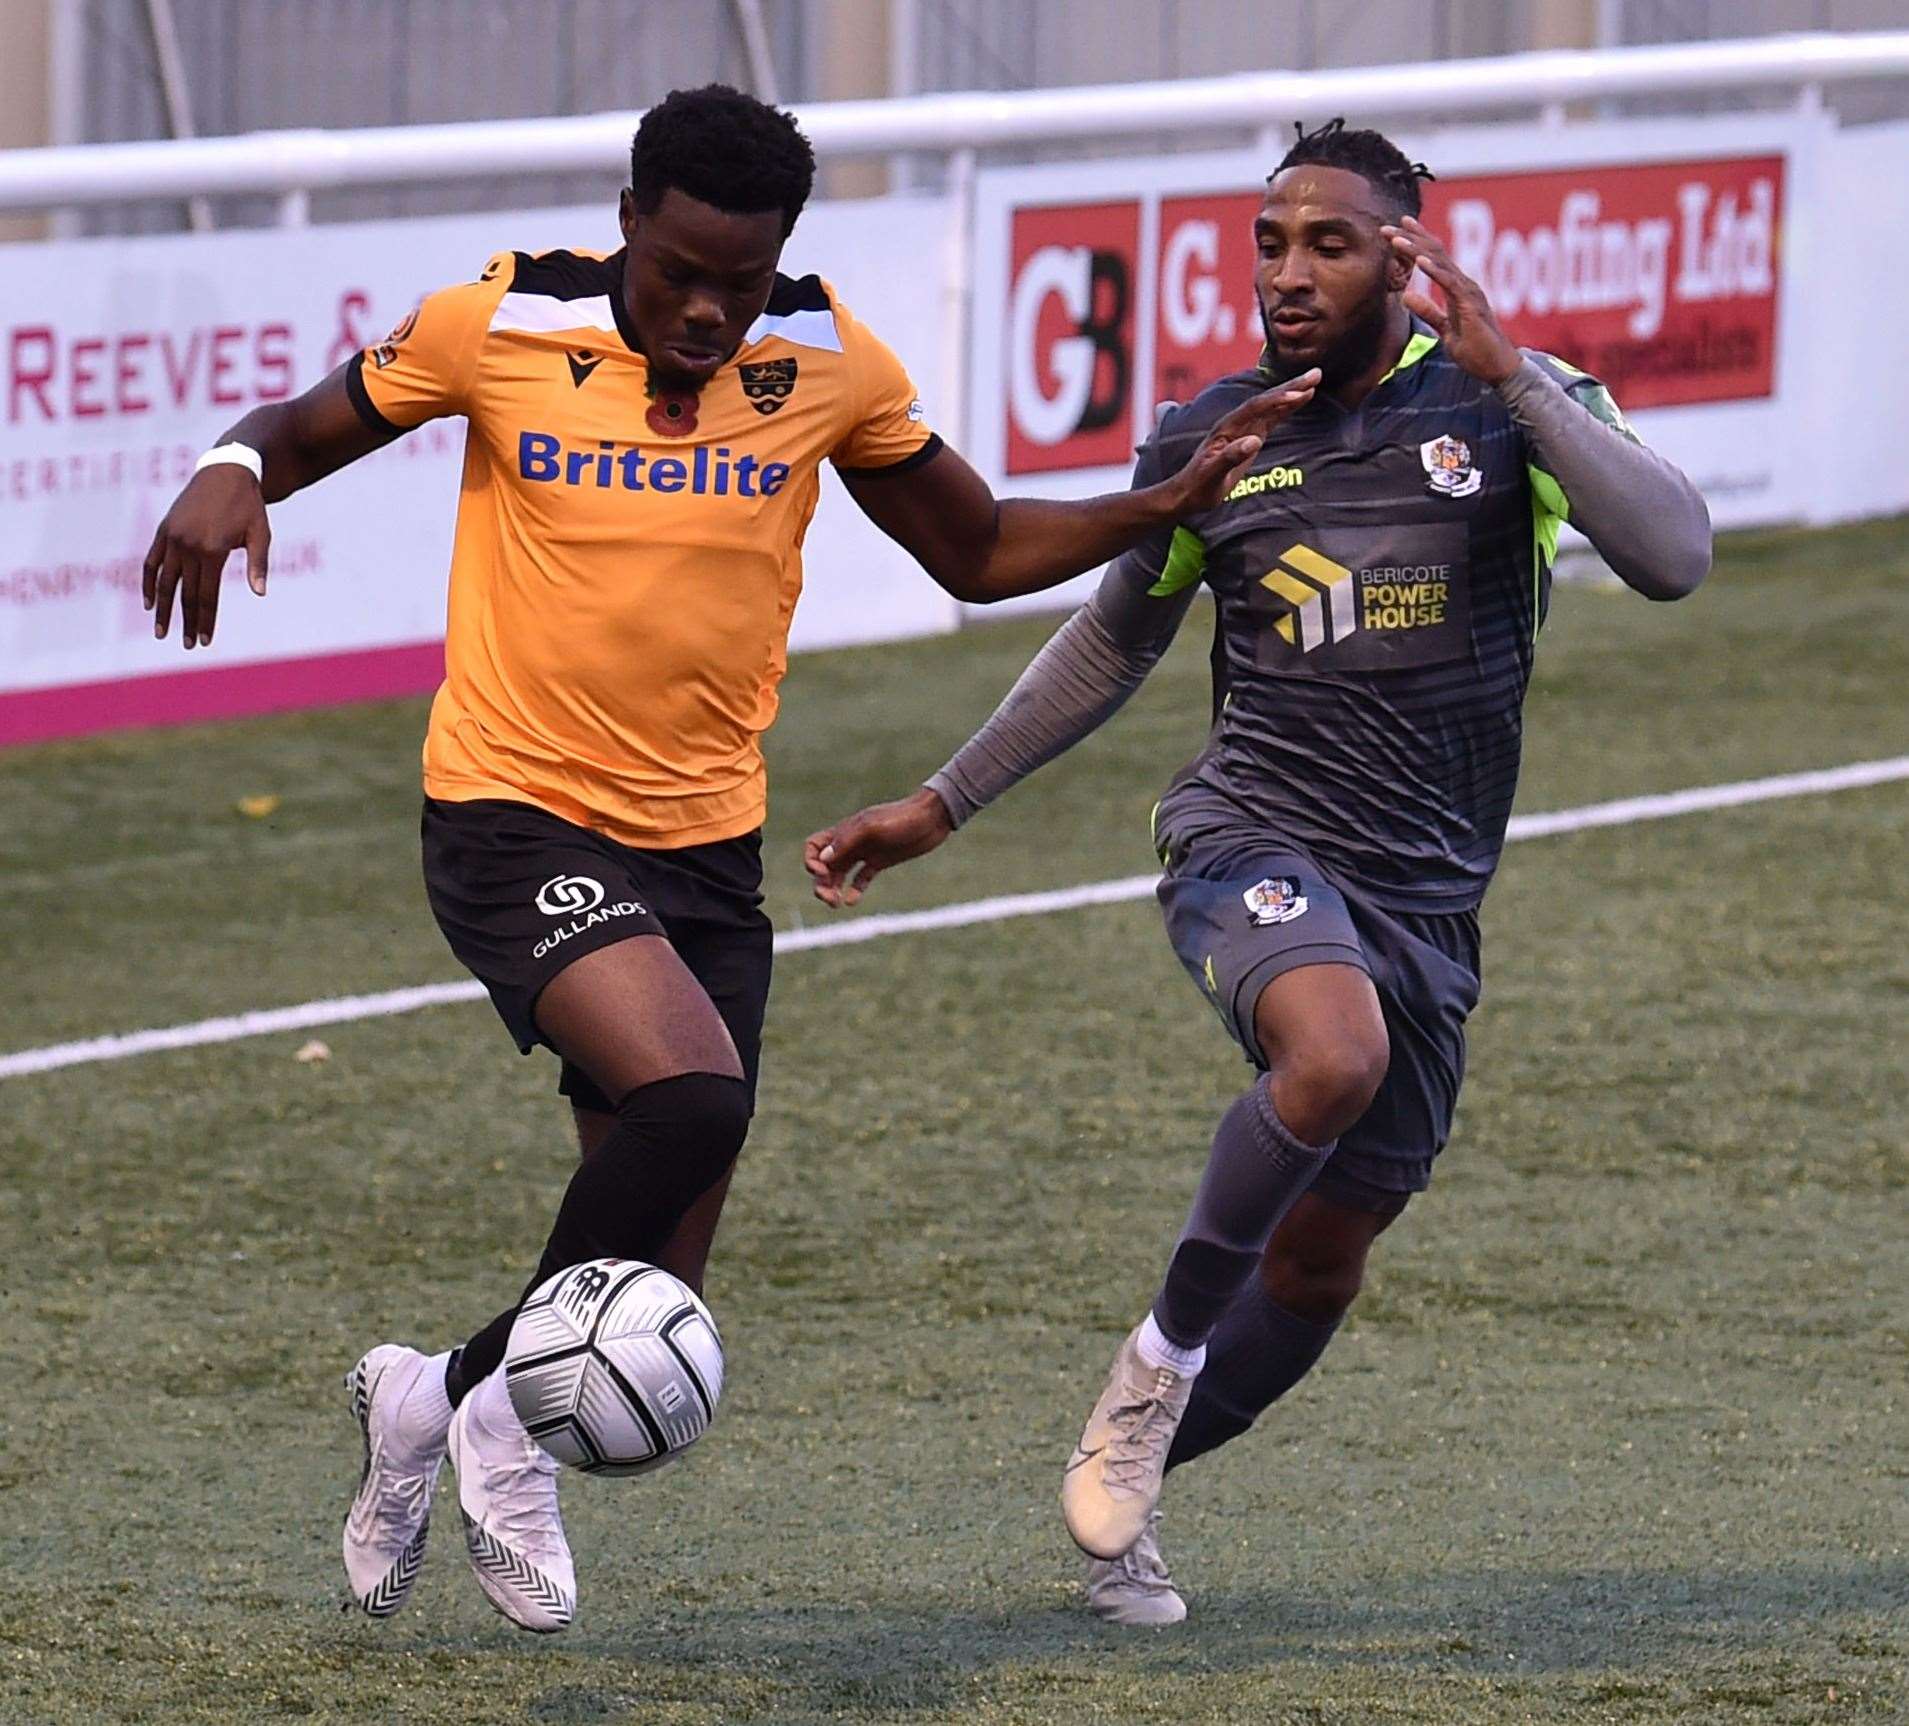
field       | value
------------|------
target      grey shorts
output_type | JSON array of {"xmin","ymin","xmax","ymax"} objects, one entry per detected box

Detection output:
[{"xmin": 1156, "ymin": 822, "xmax": 1481, "ymax": 1206}]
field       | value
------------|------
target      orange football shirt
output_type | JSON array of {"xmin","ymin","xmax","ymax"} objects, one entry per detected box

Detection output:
[{"xmin": 348, "ymin": 246, "xmax": 939, "ymax": 848}]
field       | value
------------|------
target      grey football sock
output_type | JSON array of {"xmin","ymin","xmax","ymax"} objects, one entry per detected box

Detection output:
[
  {"xmin": 1164, "ymin": 1281, "xmax": 1340, "ymax": 1470},
  {"xmin": 1151, "ymin": 1083, "xmax": 1334, "ymax": 1349}
]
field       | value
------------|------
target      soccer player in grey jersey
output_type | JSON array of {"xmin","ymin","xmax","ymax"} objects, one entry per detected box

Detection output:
[{"xmin": 806, "ymin": 122, "xmax": 1711, "ymax": 1625}]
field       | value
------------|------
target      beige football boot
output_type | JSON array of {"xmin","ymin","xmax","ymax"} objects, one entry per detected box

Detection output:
[
  {"xmin": 1061, "ymin": 1324, "xmax": 1197, "ymax": 1560},
  {"xmin": 1084, "ymin": 1511, "xmax": 1188, "ymax": 1626}
]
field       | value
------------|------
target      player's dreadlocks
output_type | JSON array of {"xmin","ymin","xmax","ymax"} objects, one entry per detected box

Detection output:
[
  {"xmin": 1273, "ymin": 118, "xmax": 1434, "ymax": 218},
  {"xmin": 630, "ymin": 84, "xmax": 816, "ymax": 238}
]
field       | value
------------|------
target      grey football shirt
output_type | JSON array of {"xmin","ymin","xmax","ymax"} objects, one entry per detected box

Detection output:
[{"xmin": 1132, "ymin": 333, "xmax": 1625, "ymax": 911}]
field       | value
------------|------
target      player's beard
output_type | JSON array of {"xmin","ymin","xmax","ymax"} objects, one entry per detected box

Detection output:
[{"xmin": 1257, "ymin": 280, "xmax": 1395, "ymax": 392}]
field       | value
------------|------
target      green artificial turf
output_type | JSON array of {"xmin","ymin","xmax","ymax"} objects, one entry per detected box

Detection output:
[{"xmin": 1, "ymin": 518, "xmax": 1904, "ymax": 1723}]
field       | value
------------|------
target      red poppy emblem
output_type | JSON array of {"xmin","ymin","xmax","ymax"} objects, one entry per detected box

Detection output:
[{"xmin": 646, "ymin": 392, "xmax": 700, "ymax": 437}]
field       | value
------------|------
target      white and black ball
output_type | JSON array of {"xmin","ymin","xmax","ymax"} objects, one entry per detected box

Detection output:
[{"xmin": 504, "ymin": 1258, "xmax": 724, "ymax": 1476}]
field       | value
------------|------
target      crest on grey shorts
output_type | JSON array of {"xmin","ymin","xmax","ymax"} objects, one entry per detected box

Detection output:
[{"xmin": 1243, "ymin": 877, "xmax": 1308, "ymax": 926}]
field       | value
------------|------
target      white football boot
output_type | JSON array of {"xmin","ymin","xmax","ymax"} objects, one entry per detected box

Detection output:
[
  {"xmin": 447, "ymin": 1367, "xmax": 576, "ymax": 1633},
  {"xmin": 1084, "ymin": 1511, "xmax": 1188, "ymax": 1625},
  {"xmin": 342, "ymin": 1344, "xmax": 453, "ymax": 1617},
  {"xmin": 1061, "ymin": 1324, "xmax": 1198, "ymax": 1560}
]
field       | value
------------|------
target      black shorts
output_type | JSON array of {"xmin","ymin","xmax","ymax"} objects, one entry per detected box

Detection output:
[
  {"xmin": 420, "ymin": 797, "xmax": 773, "ymax": 1112},
  {"xmin": 1156, "ymin": 820, "xmax": 1481, "ymax": 1211}
]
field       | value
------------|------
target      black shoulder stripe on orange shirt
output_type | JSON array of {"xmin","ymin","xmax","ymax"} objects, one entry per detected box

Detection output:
[
  {"xmin": 835, "ymin": 432, "xmax": 945, "ymax": 480},
  {"xmin": 764, "ymin": 272, "xmax": 831, "ymax": 315},
  {"xmin": 511, "ymin": 248, "xmax": 621, "ymax": 300},
  {"xmin": 344, "ymin": 350, "xmax": 402, "ymax": 436}
]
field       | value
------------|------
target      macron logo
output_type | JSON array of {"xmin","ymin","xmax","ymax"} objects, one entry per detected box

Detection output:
[
  {"xmin": 1228, "ymin": 464, "xmax": 1305, "ymax": 501},
  {"xmin": 519, "ymin": 432, "xmax": 791, "ymax": 498}
]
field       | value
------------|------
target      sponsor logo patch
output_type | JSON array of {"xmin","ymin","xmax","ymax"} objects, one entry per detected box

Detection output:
[
  {"xmin": 1260, "ymin": 544, "xmax": 1356, "ymax": 653},
  {"xmin": 561, "ymin": 1263, "xmax": 613, "ymax": 1314},
  {"xmin": 1243, "ymin": 877, "xmax": 1308, "ymax": 926},
  {"xmin": 536, "ymin": 875, "xmax": 604, "ymax": 917},
  {"xmin": 1249, "ymin": 526, "xmax": 1473, "ymax": 674},
  {"xmin": 740, "ymin": 358, "xmax": 798, "ymax": 415},
  {"xmin": 1420, "ymin": 433, "xmax": 1483, "ymax": 498},
  {"xmin": 517, "ymin": 432, "xmax": 790, "ymax": 498},
  {"xmin": 1227, "ymin": 464, "xmax": 1305, "ymax": 501},
  {"xmin": 532, "ymin": 873, "xmax": 647, "ymax": 961}
]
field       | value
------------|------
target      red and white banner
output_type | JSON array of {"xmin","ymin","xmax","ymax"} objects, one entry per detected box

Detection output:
[
  {"xmin": 1, "ymin": 194, "xmax": 953, "ymax": 746},
  {"xmin": 1004, "ymin": 200, "xmax": 1142, "ymax": 475},
  {"xmin": 970, "ymin": 114, "xmax": 1820, "ymax": 562},
  {"xmin": 12, "ymin": 110, "xmax": 1906, "ymax": 743},
  {"xmin": 1423, "ymin": 155, "xmax": 1781, "ymax": 409}
]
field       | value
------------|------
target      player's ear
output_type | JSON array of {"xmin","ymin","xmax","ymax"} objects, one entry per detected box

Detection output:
[
  {"xmin": 1384, "ymin": 236, "xmax": 1416, "ymax": 293},
  {"xmin": 618, "ymin": 186, "xmax": 638, "ymax": 242}
]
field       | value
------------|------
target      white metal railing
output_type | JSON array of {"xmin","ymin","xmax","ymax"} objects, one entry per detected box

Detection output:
[{"xmin": 0, "ymin": 32, "xmax": 1906, "ymax": 219}]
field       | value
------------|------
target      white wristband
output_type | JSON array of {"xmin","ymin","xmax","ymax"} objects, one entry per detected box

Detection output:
[{"xmin": 195, "ymin": 441, "xmax": 264, "ymax": 483}]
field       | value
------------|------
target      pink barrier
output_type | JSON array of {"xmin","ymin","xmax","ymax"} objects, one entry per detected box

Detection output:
[{"xmin": 0, "ymin": 640, "xmax": 444, "ymax": 746}]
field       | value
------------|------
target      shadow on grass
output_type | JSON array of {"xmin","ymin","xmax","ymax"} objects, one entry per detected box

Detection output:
[{"xmin": 483, "ymin": 1558, "xmax": 1909, "ymax": 1722}]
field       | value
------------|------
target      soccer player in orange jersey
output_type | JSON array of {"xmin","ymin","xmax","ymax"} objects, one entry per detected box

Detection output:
[{"xmin": 141, "ymin": 85, "xmax": 1317, "ymax": 1631}]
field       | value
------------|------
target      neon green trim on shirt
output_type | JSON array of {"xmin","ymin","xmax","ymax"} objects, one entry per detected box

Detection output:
[
  {"xmin": 1528, "ymin": 462, "xmax": 1569, "ymax": 634},
  {"xmin": 1527, "ymin": 350, "xmax": 1639, "ymax": 441},
  {"xmin": 1147, "ymin": 526, "xmax": 1207, "ymax": 597},
  {"xmin": 1377, "ymin": 329, "xmax": 1438, "ymax": 385}
]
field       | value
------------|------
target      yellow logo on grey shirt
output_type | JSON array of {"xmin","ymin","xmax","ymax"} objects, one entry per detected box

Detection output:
[{"xmin": 1261, "ymin": 544, "xmax": 1356, "ymax": 651}]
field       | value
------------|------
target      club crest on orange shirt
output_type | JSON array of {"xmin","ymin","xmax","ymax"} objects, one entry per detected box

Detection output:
[{"xmin": 740, "ymin": 358, "xmax": 798, "ymax": 415}]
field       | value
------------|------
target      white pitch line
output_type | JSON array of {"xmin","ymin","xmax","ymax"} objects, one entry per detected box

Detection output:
[
  {"xmin": 1499, "ymin": 755, "xmax": 1909, "ymax": 839},
  {"xmin": 6, "ymin": 754, "xmax": 1907, "ymax": 1083}
]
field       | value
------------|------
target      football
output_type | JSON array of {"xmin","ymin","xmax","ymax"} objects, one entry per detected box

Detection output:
[{"xmin": 504, "ymin": 1258, "xmax": 725, "ymax": 1476}]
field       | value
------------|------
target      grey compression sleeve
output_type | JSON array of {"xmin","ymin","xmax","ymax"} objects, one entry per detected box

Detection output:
[
  {"xmin": 925, "ymin": 558, "xmax": 1197, "ymax": 828},
  {"xmin": 1496, "ymin": 356, "xmax": 1712, "ymax": 599}
]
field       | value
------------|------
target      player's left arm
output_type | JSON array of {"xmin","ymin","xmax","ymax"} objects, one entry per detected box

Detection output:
[
  {"xmin": 830, "ymin": 307, "xmax": 1315, "ymax": 602},
  {"xmin": 1386, "ymin": 215, "xmax": 1712, "ymax": 601}
]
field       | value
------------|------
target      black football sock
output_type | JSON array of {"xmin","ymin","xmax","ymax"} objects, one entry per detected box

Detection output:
[
  {"xmin": 445, "ymin": 1071, "xmax": 750, "ymax": 1405},
  {"xmin": 1152, "ymin": 1083, "xmax": 1334, "ymax": 1350},
  {"xmin": 1164, "ymin": 1280, "xmax": 1340, "ymax": 1470}
]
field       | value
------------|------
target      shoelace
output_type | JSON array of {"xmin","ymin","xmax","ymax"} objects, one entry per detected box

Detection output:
[
  {"xmin": 352, "ymin": 1441, "xmax": 433, "ymax": 1538},
  {"xmin": 480, "ymin": 1434, "xmax": 565, "ymax": 1556},
  {"xmin": 1121, "ymin": 1517, "xmax": 1172, "ymax": 1585},
  {"xmin": 1093, "ymin": 1515, "xmax": 1173, "ymax": 1591},
  {"xmin": 1101, "ymin": 1367, "xmax": 1182, "ymax": 1495}
]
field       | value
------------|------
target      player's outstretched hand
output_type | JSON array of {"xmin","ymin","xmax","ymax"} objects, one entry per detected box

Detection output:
[
  {"xmin": 805, "ymin": 787, "xmax": 955, "ymax": 908},
  {"xmin": 1384, "ymin": 215, "xmax": 1522, "ymax": 387},
  {"xmin": 142, "ymin": 464, "xmax": 272, "ymax": 650},
  {"xmin": 1167, "ymin": 367, "xmax": 1322, "ymax": 514}
]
